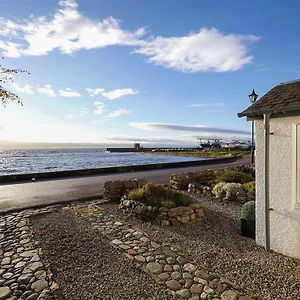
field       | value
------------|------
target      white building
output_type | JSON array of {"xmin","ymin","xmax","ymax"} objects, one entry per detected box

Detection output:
[{"xmin": 238, "ymin": 80, "xmax": 300, "ymax": 260}]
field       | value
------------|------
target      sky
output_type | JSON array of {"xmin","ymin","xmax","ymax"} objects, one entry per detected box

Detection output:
[{"xmin": 0, "ymin": 0, "xmax": 300, "ymax": 147}]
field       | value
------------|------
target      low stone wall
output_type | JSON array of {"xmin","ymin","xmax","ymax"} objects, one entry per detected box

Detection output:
[
  {"xmin": 119, "ymin": 197, "xmax": 204, "ymax": 226},
  {"xmin": 169, "ymin": 165, "xmax": 255, "ymax": 190},
  {"xmin": 103, "ymin": 179, "xmax": 147, "ymax": 201}
]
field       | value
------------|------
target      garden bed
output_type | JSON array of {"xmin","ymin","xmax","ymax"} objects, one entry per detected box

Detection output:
[{"xmin": 102, "ymin": 196, "xmax": 300, "ymax": 300}]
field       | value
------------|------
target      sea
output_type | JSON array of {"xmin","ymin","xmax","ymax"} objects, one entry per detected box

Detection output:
[{"xmin": 0, "ymin": 148, "xmax": 205, "ymax": 176}]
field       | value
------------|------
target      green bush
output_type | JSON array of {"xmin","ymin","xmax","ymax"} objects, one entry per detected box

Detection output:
[
  {"xmin": 241, "ymin": 201, "xmax": 255, "ymax": 221},
  {"xmin": 243, "ymin": 181, "xmax": 255, "ymax": 194},
  {"xmin": 128, "ymin": 183, "xmax": 192, "ymax": 208},
  {"xmin": 217, "ymin": 170, "xmax": 253, "ymax": 184}
]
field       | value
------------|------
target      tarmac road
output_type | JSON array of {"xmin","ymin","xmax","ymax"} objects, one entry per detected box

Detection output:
[{"xmin": 0, "ymin": 157, "xmax": 251, "ymax": 213}]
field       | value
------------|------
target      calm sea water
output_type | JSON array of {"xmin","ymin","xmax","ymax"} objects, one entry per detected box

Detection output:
[{"xmin": 0, "ymin": 148, "xmax": 205, "ymax": 176}]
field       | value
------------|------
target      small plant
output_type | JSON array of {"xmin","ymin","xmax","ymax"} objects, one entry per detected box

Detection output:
[
  {"xmin": 128, "ymin": 183, "xmax": 192, "ymax": 208},
  {"xmin": 241, "ymin": 201, "xmax": 255, "ymax": 221},
  {"xmin": 217, "ymin": 170, "xmax": 253, "ymax": 184},
  {"xmin": 243, "ymin": 181, "xmax": 255, "ymax": 194},
  {"xmin": 127, "ymin": 189, "xmax": 145, "ymax": 202},
  {"xmin": 212, "ymin": 182, "xmax": 246, "ymax": 201}
]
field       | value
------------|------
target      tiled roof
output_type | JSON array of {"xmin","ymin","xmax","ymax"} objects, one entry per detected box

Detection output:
[{"xmin": 238, "ymin": 80, "xmax": 300, "ymax": 118}]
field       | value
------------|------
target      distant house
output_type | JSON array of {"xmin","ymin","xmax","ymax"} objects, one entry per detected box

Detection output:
[{"xmin": 238, "ymin": 80, "xmax": 300, "ymax": 260}]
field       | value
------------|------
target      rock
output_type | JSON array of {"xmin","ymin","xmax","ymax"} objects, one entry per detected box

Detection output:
[
  {"xmin": 171, "ymin": 271, "xmax": 181, "ymax": 280},
  {"xmin": 200, "ymin": 292, "xmax": 208, "ymax": 300},
  {"xmin": 166, "ymin": 280, "xmax": 181, "ymax": 291},
  {"xmin": 20, "ymin": 251, "xmax": 36, "ymax": 258},
  {"xmin": 183, "ymin": 263, "xmax": 196, "ymax": 273},
  {"xmin": 191, "ymin": 284, "xmax": 204, "ymax": 294},
  {"xmin": 220, "ymin": 290, "xmax": 238, "ymax": 300},
  {"xmin": 27, "ymin": 294, "xmax": 38, "ymax": 300},
  {"xmin": 195, "ymin": 269, "xmax": 211, "ymax": 281},
  {"xmin": 158, "ymin": 273, "xmax": 170, "ymax": 281},
  {"xmin": 161, "ymin": 220, "xmax": 170, "ymax": 226},
  {"xmin": 183, "ymin": 272, "xmax": 193, "ymax": 279},
  {"xmin": 0, "ymin": 287, "xmax": 11, "ymax": 300},
  {"xmin": 24, "ymin": 262, "xmax": 43, "ymax": 273},
  {"xmin": 134, "ymin": 255, "xmax": 146, "ymax": 263},
  {"xmin": 1, "ymin": 258, "xmax": 10, "ymax": 266},
  {"xmin": 169, "ymin": 207, "xmax": 193, "ymax": 217},
  {"xmin": 203, "ymin": 286, "xmax": 214, "ymax": 294},
  {"xmin": 164, "ymin": 265, "xmax": 173, "ymax": 272},
  {"xmin": 14, "ymin": 262, "xmax": 26, "ymax": 269},
  {"xmin": 189, "ymin": 297, "xmax": 200, "ymax": 300},
  {"xmin": 146, "ymin": 262, "xmax": 162, "ymax": 274},
  {"xmin": 176, "ymin": 256, "xmax": 187, "ymax": 265},
  {"xmin": 31, "ymin": 279, "xmax": 48, "ymax": 293},
  {"xmin": 18, "ymin": 273, "xmax": 32, "ymax": 284},
  {"xmin": 184, "ymin": 279, "xmax": 193, "ymax": 289},
  {"xmin": 176, "ymin": 288, "xmax": 192, "ymax": 299}
]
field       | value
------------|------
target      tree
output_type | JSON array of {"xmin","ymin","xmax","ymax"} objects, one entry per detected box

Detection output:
[{"xmin": 0, "ymin": 57, "xmax": 29, "ymax": 106}]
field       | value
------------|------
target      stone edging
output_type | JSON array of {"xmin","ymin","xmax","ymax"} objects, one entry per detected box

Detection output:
[
  {"xmin": 119, "ymin": 198, "xmax": 205, "ymax": 226},
  {"xmin": 0, "ymin": 207, "xmax": 59, "ymax": 300},
  {"xmin": 73, "ymin": 203, "xmax": 256, "ymax": 300}
]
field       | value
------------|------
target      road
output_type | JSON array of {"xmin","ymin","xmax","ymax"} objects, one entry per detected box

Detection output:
[{"xmin": 0, "ymin": 157, "xmax": 250, "ymax": 212}]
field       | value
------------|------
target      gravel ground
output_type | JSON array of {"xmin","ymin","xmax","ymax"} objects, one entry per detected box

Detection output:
[
  {"xmin": 30, "ymin": 210, "xmax": 173, "ymax": 300},
  {"xmin": 102, "ymin": 197, "xmax": 300, "ymax": 300}
]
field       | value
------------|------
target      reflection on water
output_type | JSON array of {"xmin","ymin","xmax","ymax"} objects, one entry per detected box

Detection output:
[{"xmin": 0, "ymin": 148, "xmax": 206, "ymax": 175}]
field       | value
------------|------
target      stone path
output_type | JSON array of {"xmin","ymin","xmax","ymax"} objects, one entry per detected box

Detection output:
[
  {"xmin": 0, "ymin": 208, "xmax": 56, "ymax": 300},
  {"xmin": 73, "ymin": 202, "xmax": 256, "ymax": 300}
]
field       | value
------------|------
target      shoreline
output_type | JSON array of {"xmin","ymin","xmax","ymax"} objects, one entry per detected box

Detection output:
[{"xmin": 0, "ymin": 156, "xmax": 239, "ymax": 184}]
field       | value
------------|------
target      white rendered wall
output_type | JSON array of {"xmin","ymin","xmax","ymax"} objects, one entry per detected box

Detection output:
[{"xmin": 255, "ymin": 116, "xmax": 300, "ymax": 260}]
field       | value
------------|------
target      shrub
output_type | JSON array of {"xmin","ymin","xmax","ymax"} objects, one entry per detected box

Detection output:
[
  {"xmin": 241, "ymin": 201, "xmax": 255, "ymax": 221},
  {"xmin": 217, "ymin": 170, "xmax": 253, "ymax": 184},
  {"xmin": 127, "ymin": 189, "xmax": 145, "ymax": 202},
  {"xmin": 128, "ymin": 183, "xmax": 192, "ymax": 208},
  {"xmin": 212, "ymin": 182, "xmax": 246, "ymax": 201},
  {"xmin": 243, "ymin": 181, "xmax": 255, "ymax": 194}
]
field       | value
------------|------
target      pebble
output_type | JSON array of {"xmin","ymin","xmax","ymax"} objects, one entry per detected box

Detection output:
[
  {"xmin": 220, "ymin": 290, "xmax": 238, "ymax": 300},
  {"xmin": 146, "ymin": 262, "xmax": 162, "ymax": 274},
  {"xmin": 176, "ymin": 288, "xmax": 191, "ymax": 299},
  {"xmin": 0, "ymin": 287, "xmax": 11, "ymax": 300},
  {"xmin": 166, "ymin": 280, "xmax": 182, "ymax": 291}
]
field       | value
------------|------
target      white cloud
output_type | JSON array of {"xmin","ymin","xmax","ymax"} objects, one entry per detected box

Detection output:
[
  {"xmin": 58, "ymin": 88, "xmax": 81, "ymax": 97},
  {"xmin": 0, "ymin": 0, "xmax": 258, "ymax": 73},
  {"xmin": 11, "ymin": 83, "xmax": 34, "ymax": 95},
  {"xmin": 36, "ymin": 84, "xmax": 56, "ymax": 97},
  {"xmin": 94, "ymin": 101, "xmax": 105, "ymax": 115},
  {"xmin": 106, "ymin": 108, "xmax": 131, "ymax": 118},
  {"xmin": 67, "ymin": 108, "xmax": 88, "ymax": 119},
  {"xmin": 135, "ymin": 28, "xmax": 258, "ymax": 72},
  {"xmin": 189, "ymin": 102, "xmax": 224, "ymax": 108},
  {"xmin": 86, "ymin": 87, "xmax": 139, "ymax": 100},
  {"xmin": 102, "ymin": 88, "xmax": 138, "ymax": 100},
  {"xmin": 0, "ymin": 0, "xmax": 145, "ymax": 57},
  {"xmin": 86, "ymin": 88, "xmax": 105, "ymax": 97},
  {"xmin": 129, "ymin": 122, "xmax": 250, "ymax": 137}
]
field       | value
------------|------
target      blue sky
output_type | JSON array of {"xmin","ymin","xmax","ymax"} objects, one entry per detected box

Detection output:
[{"xmin": 0, "ymin": 0, "xmax": 300, "ymax": 146}]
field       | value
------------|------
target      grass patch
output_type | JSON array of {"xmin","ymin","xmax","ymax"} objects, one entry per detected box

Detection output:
[{"xmin": 128, "ymin": 183, "xmax": 192, "ymax": 208}]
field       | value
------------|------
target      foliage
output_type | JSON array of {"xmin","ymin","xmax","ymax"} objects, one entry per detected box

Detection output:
[
  {"xmin": 0, "ymin": 57, "xmax": 29, "ymax": 106},
  {"xmin": 217, "ymin": 170, "xmax": 253, "ymax": 184},
  {"xmin": 212, "ymin": 182, "xmax": 246, "ymax": 201},
  {"xmin": 241, "ymin": 201, "xmax": 256, "ymax": 221},
  {"xmin": 243, "ymin": 181, "xmax": 255, "ymax": 194},
  {"xmin": 128, "ymin": 183, "xmax": 193, "ymax": 208}
]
